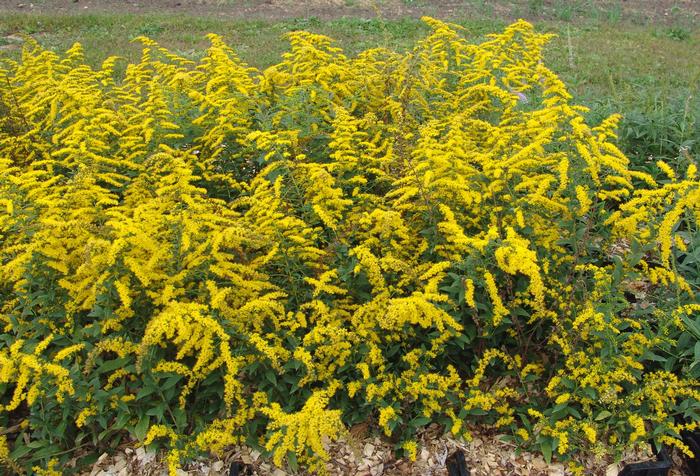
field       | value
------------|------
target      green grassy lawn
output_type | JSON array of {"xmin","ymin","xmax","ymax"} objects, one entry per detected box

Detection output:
[{"xmin": 1, "ymin": 11, "xmax": 699, "ymax": 163}]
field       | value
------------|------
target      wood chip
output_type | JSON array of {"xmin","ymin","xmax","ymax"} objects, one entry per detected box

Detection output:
[{"xmin": 606, "ymin": 463, "xmax": 620, "ymax": 476}]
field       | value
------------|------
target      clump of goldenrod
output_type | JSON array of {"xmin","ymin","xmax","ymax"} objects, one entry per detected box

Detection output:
[{"xmin": 0, "ymin": 18, "xmax": 698, "ymax": 475}]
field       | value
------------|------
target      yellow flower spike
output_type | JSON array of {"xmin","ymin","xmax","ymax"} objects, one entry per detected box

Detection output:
[
  {"xmin": 581, "ymin": 423, "xmax": 596, "ymax": 444},
  {"xmin": 483, "ymin": 271, "xmax": 509, "ymax": 326},
  {"xmin": 628, "ymin": 415, "xmax": 646, "ymax": 442},
  {"xmin": 262, "ymin": 386, "xmax": 345, "ymax": 475},
  {"xmin": 32, "ymin": 459, "xmax": 62, "ymax": 476},
  {"xmin": 464, "ymin": 278, "xmax": 476, "ymax": 308},
  {"xmin": 687, "ymin": 163, "xmax": 697, "ymax": 179},
  {"xmin": 555, "ymin": 393, "xmax": 570, "ymax": 404},
  {"xmin": 575, "ymin": 185, "xmax": 592, "ymax": 215},
  {"xmin": 402, "ymin": 440, "xmax": 418, "ymax": 461},
  {"xmin": 378, "ymin": 406, "xmax": 397, "ymax": 436},
  {"xmin": 656, "ymin": 161, "xmax": 676, "ymax": 181},
  {"xmin": 75, "ymin": 405, "xmax": 98, "ymax": 428}
]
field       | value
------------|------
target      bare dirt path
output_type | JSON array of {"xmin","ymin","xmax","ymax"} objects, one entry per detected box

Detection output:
[{"xmin": 0, "ymin": 0, "xmax": 698, "ymax": 25}]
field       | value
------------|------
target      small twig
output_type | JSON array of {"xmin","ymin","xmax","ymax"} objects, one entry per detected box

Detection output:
[
  {"xmin": 45, "ymin": 442, "xmax": 92, "ymax": 458},
  {"xmin": 566, "ymin": 26, "xmax": 575, "ymax": 69},
  {"xmin": 3, "ymin": 74, "xmax": 30, "ymax": 131},
  {"xmin": 0, "ymin": 423, "xmax": 22, "ymax": 435}
]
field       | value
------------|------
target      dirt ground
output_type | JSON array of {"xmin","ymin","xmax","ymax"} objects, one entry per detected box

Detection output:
[{"xmin": 0, "ymin": 0, "xmax": 698, "ymax": 24}]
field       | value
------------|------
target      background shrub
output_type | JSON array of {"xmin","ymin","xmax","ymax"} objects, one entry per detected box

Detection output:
[{"xmin": 0, "ymin": 18, "xmax": 699, "ymax": 475}]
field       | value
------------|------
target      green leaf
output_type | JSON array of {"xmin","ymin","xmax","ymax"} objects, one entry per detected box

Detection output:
[
  {"xmin": 136, "ymin": 385, "xmax": 157, "ymax": 400},
  {"xmin": 410, "ymin": 416, "xmax": 431, "ymax": 427},
  {"xmin": 682, "ymin": 315, "xmax": 700, "ymax": 340},
  {"xmin": 146, "ymin": 402, "xmax": 166, "ymax": 417},
  {"xmin": 10, "ymin": 442, "xmax": 33, "ymax": 460},
  {"xmin": 77, "ymin": 452, "xmax": 100, "ymax": 468},
  {"xmin": 581, "ymin": 386, "xmax": 596, "ymax": 399},
  {"xmin": 173, "ymin": 407, "xmax": 187, "ymax": 430},
  {"xmin": 161, "ymin": 374, "xmax": 183, "ymax": 390},
  {"xmin": 540, "ymin": 439, "xmax": 552, "ymax": 464},
  {"xmin": 641, "ymin": 351, "xmax": 666, "ymax": 362},
  {"xmin": 97, "ymin": 357, "xmax": 131, "ymax": 374},
  {"xmin": 55, "ymin": 420, "xmax": 67, "ymax": 438},
  {"xmin": 265, "ymin": 370, "xmax": 277, "ymax": 386},
  {"xmin": 595, "ymin": 410, "xmax": 612, "ymax": 421},
  {"xmin": 287, "ymin": 451, "xmax": 299, "ymax": 472},
  {"xmin": 34, "ymin": 445, "xmax": 61, "ymax": 459},
  {"xmin": 115, "ymin": 412, "xmax": 130, "ymax": 429},
  {"xmin": 133, "ymin": 417, "xmax": 150, "ymax": 442},
  {"xmin": 611, "ymin": 256, "xmax": 623, "ymax": 285}
]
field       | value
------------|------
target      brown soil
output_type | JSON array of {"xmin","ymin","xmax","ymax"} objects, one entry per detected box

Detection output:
[{"xmin": 0, "ymin": 0, "xmax": 698, "ymax": 25}]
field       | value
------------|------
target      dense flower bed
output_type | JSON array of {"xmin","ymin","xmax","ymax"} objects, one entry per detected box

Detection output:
[{"xmin": 0, "ymin": 18, "xmax": 699, "ymax": 475}]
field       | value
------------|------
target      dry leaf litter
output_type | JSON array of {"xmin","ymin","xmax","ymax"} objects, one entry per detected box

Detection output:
[{"xmin": 80, "ymin": 424, "xmax": 687, "ymax": 476}]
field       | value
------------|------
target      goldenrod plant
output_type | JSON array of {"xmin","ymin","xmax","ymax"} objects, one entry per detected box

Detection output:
[{"xmin": 0, "ymin": 18, "xmax": 699, "ymax": 475}]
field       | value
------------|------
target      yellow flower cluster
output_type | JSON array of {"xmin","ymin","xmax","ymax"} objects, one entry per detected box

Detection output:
[
  {"xmin": 1, "ymin": 17, "xmax": 699, "ymax": 474},
  {"xmin": 262, "ymin": 385, "xmax": 345, "ymax": 474}
]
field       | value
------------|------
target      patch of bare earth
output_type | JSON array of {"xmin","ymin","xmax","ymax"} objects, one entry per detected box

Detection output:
[{"xmin": 0, "ymin": 0, "xmax": 698, "ymax": 24}]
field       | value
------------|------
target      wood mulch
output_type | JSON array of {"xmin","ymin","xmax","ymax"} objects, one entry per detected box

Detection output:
[{"xmin": 80, "ymin": 424, "xmax": 688, "ymax": 476}]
